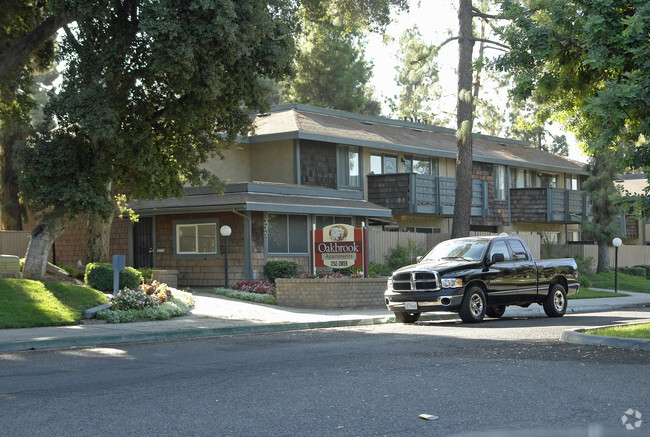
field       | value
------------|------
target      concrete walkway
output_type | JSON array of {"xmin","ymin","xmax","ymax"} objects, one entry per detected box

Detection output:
[{"xmin": 1, "ymin": 289, "xmax": 649, "ymax": 353}]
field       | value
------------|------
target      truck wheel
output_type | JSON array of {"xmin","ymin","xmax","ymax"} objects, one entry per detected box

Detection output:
[
  {"xmin": 394, "ymin": 312, "xmax": 421, "ymax": 323},
  {"xmin": 543, "ymin": 284, "xmax": 567, "ymax": 317},
  {"xmin": 459, "ymin": 286, "xmax": 486, "ymax": 323},
  {"xmin": 486, "ymin": 305, "xmax": 506, "ymax": 318}
]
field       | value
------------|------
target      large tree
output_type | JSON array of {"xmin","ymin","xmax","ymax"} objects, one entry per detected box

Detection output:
[
  {"xmin": 282, "ymin": 12, "xmax": 381, "ymax": 115},
  {"xmin": 452, "ymin": 0, "xmax": 477, "ymax": 238},
  {"xmin": 494, "ymin": 0, "xmax": 649, "ymax": 271},
  {"xmin": 507, "ymin": 102, "xmax": 569, "ymax": 156},
  {"xmin": 0, "ymin": 1, "xmax": 57, "ymax": 231},
  {"xmin": 15, "ymin": 0, "xmax": 408, "ymax": 280},
  {"xmin": 388, "ymin": 27, "xmax": 444, "ymax": 124},
  {"xmin": 19, "ymin": 0, "xmax": 296, "ymax": 279}
]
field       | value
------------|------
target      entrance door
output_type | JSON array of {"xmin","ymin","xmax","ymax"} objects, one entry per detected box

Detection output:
[{"xmin": 133, "ymin": 217, "xmax": 154, "ymax": 268}]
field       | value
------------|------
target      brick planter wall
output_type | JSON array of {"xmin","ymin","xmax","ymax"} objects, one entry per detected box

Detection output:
[{"xmin": 275, "ymin": 277, "xmax": 388, "ymax": 309}]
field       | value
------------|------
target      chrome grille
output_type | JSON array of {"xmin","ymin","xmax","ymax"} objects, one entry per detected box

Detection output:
[{"xmin": 392, "ymin": 271, "xmax": 440, "ymax": 292}]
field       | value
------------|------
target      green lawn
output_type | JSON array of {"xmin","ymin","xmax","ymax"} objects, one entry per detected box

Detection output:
[
  {"xmin": 585, "ymin": 323, "xmax": 650, "ymax": 339},
  {"xmin": 0, "ymin": 279, "xmax": 108, "ymax": 328},
  {"xmin": 586, "ymin": 270, "xmax": 650, "ymax": 293},
  {"xmin": 568, "ymin": 288, "xmax": 624, "ymax": 299}
]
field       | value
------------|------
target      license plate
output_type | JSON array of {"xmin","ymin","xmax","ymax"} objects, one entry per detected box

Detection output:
[{"xmin": 405, "ymin": 302, "xmax": 418, "ymax": 310}]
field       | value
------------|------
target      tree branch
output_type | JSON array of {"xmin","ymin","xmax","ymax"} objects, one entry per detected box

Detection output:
[
  {"xmin": 0, "ymin": 13, "xmax": 73, "ymax": 81},
  {"xmin": 473, "ymin": 37, "xmax": 509, "ymax": 50},
  {"xmin": 471, "ymin": 7, "xmax": 500, "ymax": 20},
  {"xmin": 436, "ymin": 36, "xmax": 509, "ymax": 51},
  {"xmin": 437, "ymin": 36, "xmax": 460, "ymax": 50},
  {"xmin": 62, "ymin": 25, "xmax": 82, "ymax": 52}
]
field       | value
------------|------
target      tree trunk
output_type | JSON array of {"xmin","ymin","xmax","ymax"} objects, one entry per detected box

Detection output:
[
  {"xmin": 22, "ymin": 216, "xmax": 66, "ymax": 280},
  {"xmin": 0, "ymin": 123, "xmax": 24, "ymax": 230},
  {"xmin": 84, "ymin": 213, "xmax": 114, "ymax": 264},
  {"xmin": 596, "ymin": 239, "xmax": 610, "ymax": 273},
  {"xmin": 451, "ymin": 0, "xmax": 475, "ymax": 239}
]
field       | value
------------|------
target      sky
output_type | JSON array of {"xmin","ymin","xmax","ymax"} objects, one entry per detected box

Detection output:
[{"xmin": 363, "ymin": 0, "xmax": 589, "ymax": 163}]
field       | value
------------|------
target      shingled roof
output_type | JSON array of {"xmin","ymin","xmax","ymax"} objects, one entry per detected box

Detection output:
[{"xmin": 247, "ymin": 104, "xmax": 588, "ymax": 175}]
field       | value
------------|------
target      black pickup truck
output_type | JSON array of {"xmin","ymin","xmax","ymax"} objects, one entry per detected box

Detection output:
[{"xmin": 385, "ymin": 235, "xmax": 579, "ymax": 323}]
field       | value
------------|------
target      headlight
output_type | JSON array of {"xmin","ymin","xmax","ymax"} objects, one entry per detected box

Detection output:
[
  {"xmin": 386, "ymin": 277, "xmax": 393, "ymax": 289},
  {"xmin": 441, "ymin": 278, "xmax": 463, "ymax": 288}
]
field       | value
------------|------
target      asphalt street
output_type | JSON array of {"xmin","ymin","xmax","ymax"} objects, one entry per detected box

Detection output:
[{"xmin": 1, "ymin": 309, "xmax": 649, "ymax": 436}]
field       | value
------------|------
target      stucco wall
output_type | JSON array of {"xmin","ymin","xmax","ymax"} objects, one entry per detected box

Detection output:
[
  {"xmin": 200, "ymin": 145, "xmax": 252, "ymax": 184},
  {"xmin": 251, "ymin": 140, "xmax": 295, "ymax": 184}
]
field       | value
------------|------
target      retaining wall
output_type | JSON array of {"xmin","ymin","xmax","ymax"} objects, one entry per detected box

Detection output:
[{"xmin": 275, "ymin": 277, "xmax": 387, "ymax": 309}]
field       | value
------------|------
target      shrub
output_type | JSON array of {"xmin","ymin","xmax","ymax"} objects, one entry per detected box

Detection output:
[
  {"xmin": 620, "ymin": 266, "xmax": 646, "ymax": 277},
  {"xmin": 85, "ymin": 263, "xmax": 143, "ymax": 291},
  {"xmin": 575, "ymin": 257, "xmax": 595, "ymax": 275},
  {"xmin": 368, "ymin": 262, "xmax": 393, "ymax": 277},
  {"xmin": 384, "ymin": 240, "xmax": 427, "ymax": 271},
  {"xmin": 212, "ymin": 288, "xmax": 277, "ymax": 305},
  {"xmin": 264, "ymin": 261, "xmax": 299, "ymax": 283},
  {"xmin": 112, "ymin": 287, "xmax": 158, "ymax": 310},
  {"xmin": 634, "ymin": 265, "xmax": 650, "ymax": 279},
  {"xmin": 231, "ymin": 280, "xmax": 276, "ymax": 296},
  {"xmin": 137, "ymin": 267, "xmax": 153, "ymax": 281}
]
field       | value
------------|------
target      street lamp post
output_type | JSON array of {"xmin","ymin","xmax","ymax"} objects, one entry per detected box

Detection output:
[
  {"xmin": 613, "ymin": 237, "xmax": 622, "ymax": 294},
  {"xmin": 220, "ymin": 225, "xmax": 232, "ymax": 288}
]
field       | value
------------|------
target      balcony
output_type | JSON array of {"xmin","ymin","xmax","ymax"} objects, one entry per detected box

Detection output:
[
  {"xmin": 367, "ymin": 173, "xmax": 488, "ymax": 217},
  {"xmin": 510, "ymin": 188, "xmax": 591, "ymax": 223}
]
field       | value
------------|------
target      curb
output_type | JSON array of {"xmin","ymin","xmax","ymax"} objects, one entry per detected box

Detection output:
[
  {"xmin": 2, "ymin": 299, "xmax": 648, "ymax": 354},
  {"xmin": 0, "ymin": 316, "xmax": 394, "ymax": 353},
  {"xmin": 561, "ymin": 323, "xmax": 650, "ymax": 351}
]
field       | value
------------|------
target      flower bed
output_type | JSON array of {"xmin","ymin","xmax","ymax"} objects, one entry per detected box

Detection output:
[{"xmin": 96, "ymin": 281, "xmax": 194, "ymax": 323}]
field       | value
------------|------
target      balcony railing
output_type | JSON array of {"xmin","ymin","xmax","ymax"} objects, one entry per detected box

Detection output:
[
  {"xmin": 367, "ymin": 173, "xmax": 488, "ymax": 217},
  {"xmin": 510, "ymin": 188, "xmax": 591, "ymax": 223}
]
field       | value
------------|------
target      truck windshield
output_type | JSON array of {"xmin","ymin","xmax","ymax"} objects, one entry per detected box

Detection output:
[{"xmin": 422, "ymin": 238, "xmax": 489, "ymax": 262}]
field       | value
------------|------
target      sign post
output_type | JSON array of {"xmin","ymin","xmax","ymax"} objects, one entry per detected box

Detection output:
[{"xmin": 113, "ymin": 254, "xmax": 125, "ymax": 296}]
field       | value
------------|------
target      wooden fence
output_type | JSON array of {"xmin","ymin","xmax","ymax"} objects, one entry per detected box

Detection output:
[
  {"xmin": 0, "ymin": 231, "xmax": 31, "ymax": 258},
  {"xmin": 554, "ymin": 244, "xmax": 650, "ymax": 272},
  {"xmin": 367, "ymin": 230, "xmax": 541, "ymax": 264}
]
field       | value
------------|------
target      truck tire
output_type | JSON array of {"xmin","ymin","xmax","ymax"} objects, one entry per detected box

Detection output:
[
  {"xmin": 543, "ymin": 283, "xmax": 567, "ymax": 317},
  {"xmin": 486, "ymin": 305, "xmax": 506, "ymax": 318},
  {"xmin": 459, "ymin": 286, "xmax": 486, "ymax": 323},
  {"xmin": 394, "ymin": 312, "xmax": 421, "ymax": 323}
]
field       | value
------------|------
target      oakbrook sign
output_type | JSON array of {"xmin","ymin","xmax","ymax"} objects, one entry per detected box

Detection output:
[{"xmin": 312, "ymin": 224, "xmax": 367, "ymax": 271}]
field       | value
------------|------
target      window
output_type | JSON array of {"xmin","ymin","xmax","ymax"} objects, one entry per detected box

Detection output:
[
  {"xmin": 405, "ymin": 227, "xmax": 441, "ymax": 234},
  {"xmin": 494, "ymin": 164, "xmax": 507, "ymax": 201},
  {"xmin": 370, "ymin": 155, "xmax": 382, "ymax": 174},
  {"xmin": 174, "ymin": 221, "xmax": 218, "ymax": 256},
  {"xmin": 539, "ymin": 173, "xmax": 557, "ymax": 188},
  {"xmin": 524, "ymin": 170, "xmax": 535, "ymax": 187},
  {"xmin": 565, "ymin": 174, "xmax": 578, "ymax": 190},
  {"xmin": 507, "ymin": 239, "xmax": 529, "ymax": 261},
  {"xmin": 383, "ymin": 155, "xmax": 397, "ymax": 173},
  {"xmin": 488, "ymin": 240, "xmax": 511, "ymax": 262},
  {"xmin": 267, "ymin": 214, "xmax": 308, "ymax": 254},
  {"xmin": 338, "ymin": 145, "xmax": 360, "ymax": 187},
  {"xmin": 315, "ymin": 216, "xmax": 353, "ymax": 229},
  {"xmin": 404, "ymin": 156, "xmax": 439, "ymax": 175},
  {"xmin": 370, "ymin": 154, "xmax": 397, "ymax": 174}
]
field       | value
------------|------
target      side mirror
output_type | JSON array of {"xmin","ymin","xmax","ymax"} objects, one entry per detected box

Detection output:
[
  {"xmin": 490, "ymin": 253, "xmax": 505, "ymax": 264},
  {"xmin": 416, "ymin": 256, "xmax": 423, "ymax": 263}
]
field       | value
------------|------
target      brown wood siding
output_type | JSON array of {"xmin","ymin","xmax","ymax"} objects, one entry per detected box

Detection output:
[
  {"xmin": 300, "ymin": 139, "xmax": 337, "ymax": 189},
  {"xmin": 367, "ymin": 173, "xmax": 411, "ymax": 214},
  {"xmin": 471, "ymin": 162, "xmax": 509, "ymax": 226},
  {"xmin": 510, "ymin": 188, "xmax": 549, "ymax": 222}
]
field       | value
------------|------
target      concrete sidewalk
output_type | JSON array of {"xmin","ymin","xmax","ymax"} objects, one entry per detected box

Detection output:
[{"xmin": 1, "ymin": 289, "xmax": 648, "ymax": 353}]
